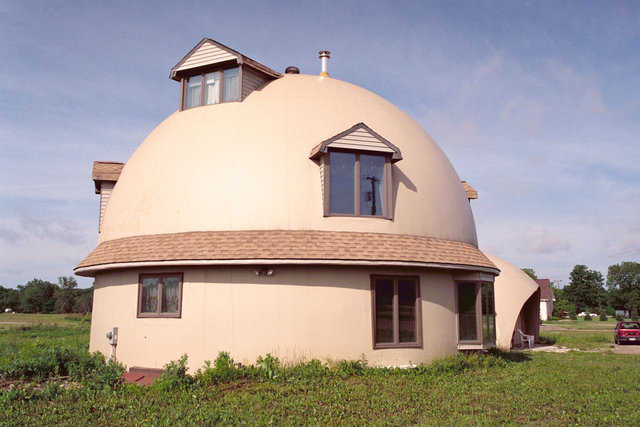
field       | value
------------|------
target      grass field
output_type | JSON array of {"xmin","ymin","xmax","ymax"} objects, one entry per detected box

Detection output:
[
  {"xmin": 1, "ymin": 315, "xmax": 639, "ymax": 425},
  {"xmin": 542, "ymin": 318, "xmax": 619, "ymax": 330},
  {"xmin": 539, "ymin": 318, "xmax": 618, "ymax": 350}
]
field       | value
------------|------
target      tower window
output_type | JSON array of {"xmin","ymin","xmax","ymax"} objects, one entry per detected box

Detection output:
[
  {"xmin": 185, "ymin": 75, "xmax": 202, "ymax": 108},
  {"xmin": 182, "ymin": 66, "xmax": 239, "ymax": 109}
]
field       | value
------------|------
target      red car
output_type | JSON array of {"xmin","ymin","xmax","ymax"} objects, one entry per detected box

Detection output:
[{"xmin": 614, "ymin": 321, "xmax": 640, "ymax": 344}]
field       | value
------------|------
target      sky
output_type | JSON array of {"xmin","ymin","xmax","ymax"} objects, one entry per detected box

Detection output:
[{"xmin": 1, "ymin": 0, "xmax": 639, "ymax": 288}]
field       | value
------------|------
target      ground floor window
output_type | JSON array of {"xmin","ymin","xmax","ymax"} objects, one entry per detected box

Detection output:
[
  {"xmin": 481, "ymin": 283, "xmax": 496, "ymax": 345},
  {"xmin": 457, "ymin": 282, "xmax": 495, "ymax": 346},
  {"xmin": 371, "ymin": 275, "xmax": 422, "ymax": 349},
  {"xmin": 137, "ymin": 273, "xmax": 183, "ymax": 318}
]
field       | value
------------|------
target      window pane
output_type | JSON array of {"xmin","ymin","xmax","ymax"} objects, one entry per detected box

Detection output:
[
  {"xmin": 222, "ymin": 67, "xmax": 239, "ymax": 102},
  {"xmin": 458, "ymin": 282, "xmax": 477, "ymax": 341},
  {"xmin": 482, "ymin": 284, "xmax": 496, "ymax": 345},
  {"xmin": 186, "ymin": 76, "xmax": 201, "ymax": 108},
  {"xmin": 161, "ymin": 275, "xmax": 180, "ymax": 313},
  {"xmin": 360, "ymin": 154, "xmax": 385, "ymax": 216},
  {"xmin": 329, "ymin": 152, "xmax": 355, "ymax": 214},
  {"xmin": 140, "ymin": 277, "xmax": 159, "ymax": 313},
  {"xmin": 375, "ymin": 278, "xmax": 394, "ymax": 344},
  {"xmin": 204, "ymin": 72, "xmax": 221, "ymax": 105},
  {"xmin": 398, "ymin": 279, "xmax": 417, "ymax": 342}
]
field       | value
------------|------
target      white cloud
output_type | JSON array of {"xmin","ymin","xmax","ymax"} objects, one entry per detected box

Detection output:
[{"xmin": 0, "ymin": 215, "xmax": 96, "ymax": 287}]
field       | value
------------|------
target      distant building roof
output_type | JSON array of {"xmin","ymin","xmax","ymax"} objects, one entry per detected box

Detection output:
[
  {"xmin": 461, "ymin": 181, "xmax": 478, "ymax": 200},
  {"xmin": 535, "ymin": 279, "xmax": 554, "ymax": 301}
]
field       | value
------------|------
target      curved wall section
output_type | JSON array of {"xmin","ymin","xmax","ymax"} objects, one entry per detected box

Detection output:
[
  {"xmin": 90, "ymin": 266, "xmax": 459, "ymax": 369},
  {"xmin": 486, "ymin": 253, "xmax": 540, "ymax": 350}
]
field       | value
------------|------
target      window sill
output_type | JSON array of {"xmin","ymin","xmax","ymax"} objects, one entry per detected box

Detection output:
[
  {"xmin": 181, "ymin": 99, "xmax": 241, "ymax": 111},
  {"xmin": 324, "ymin": 213, "xmax": 393, "ymax": 220},
  {"xmin": 373, "ymin": 343, "xmax": 422, "ymax": 350},
  {"xmin": 137, "ymin": 313, "xmax": 182, "ymax": 319},
  {"xmin": 457, "ymin": 343, "xmax": 495, "ymax": 351}
]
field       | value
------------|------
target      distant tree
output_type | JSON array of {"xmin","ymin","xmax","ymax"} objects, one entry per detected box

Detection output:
[
  {"xmin": 564, "ymin": 265, "xmax": 606, "ymax": 314},
  {"xmin": 0, "ymin": 286, "xmax": 20, "ymax": 311},
  {"xmin": 73, "ymin": 287, "xmax": 93, "ymax": 313},
  {"xmin": 54, "ymin": 276, "xmax": 78, "ymax": 313},
  {"xmin": 18, "ymin": 279, "xmax": 57, "ymax": 313},
  {"xmin": 552, "ymin": 284, "xmax": 574, "ymax": 317},
  {"xmin": 522, "ymin": 268, "xmax": 538, "ymax": 280},
  {"xmin": 607, "ymin": 262, "xmax": 640, "ymax": 317}
]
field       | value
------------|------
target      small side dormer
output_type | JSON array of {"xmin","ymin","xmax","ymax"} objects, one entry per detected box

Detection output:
[
  {"xmin": 92, "ymin": 161, "xmax": 124, "ymax": 233},
  {"xmin": 170, "ymin": 38, "xmax": 281, "ymax": 110},
  {"xmin": 461, "ymin": 181, "xmax": 478, "ymax": 201}
]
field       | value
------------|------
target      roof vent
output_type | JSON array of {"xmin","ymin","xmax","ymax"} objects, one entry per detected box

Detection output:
[
  {"xmin": 285, "ymin": 66, "xmax": 300, "ymax": 74},
  {"xmin": 318, "ymin": 50, "xmax": 330, "ymax": 77}
]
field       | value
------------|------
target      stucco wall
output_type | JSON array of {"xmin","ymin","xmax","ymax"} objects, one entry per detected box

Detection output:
[{"xmin": 90, "ymin": 266, "xmax": 458, "ymax": 370}]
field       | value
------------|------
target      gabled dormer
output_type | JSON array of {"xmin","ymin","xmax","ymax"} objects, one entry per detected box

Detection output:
[
  {"xmin": 92, "ymin": 161, "xmax": 124, "ymax": 233},
  {"xmin": 461, "ymin": 181, "xmax": 478, "ymax": 201},
  {"xmin": 309, "ymin": 123, "xmax": 403, "ymax": 219},
  {"xmin": 170, "ymin": 38, "xmax": 281, "ymax": 110}
]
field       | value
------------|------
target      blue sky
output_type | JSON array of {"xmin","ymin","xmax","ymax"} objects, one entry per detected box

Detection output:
[{"xmin": 1, "ymin": 0, "xmax": 639, "ymax": 288}]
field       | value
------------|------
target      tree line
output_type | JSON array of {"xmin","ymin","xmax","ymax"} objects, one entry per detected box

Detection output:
[
  {"xmin": 524, "ymin": 261, "xmax": 640, "ymax": 318},
  {"xmin": 0, "ymin": 277, "xmax": 92, "ymax": 314}
]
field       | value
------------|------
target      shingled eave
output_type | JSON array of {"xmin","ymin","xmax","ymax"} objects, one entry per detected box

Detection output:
[{"xmin": 74, "ymin": 230, "xmax": 498, "ymax": 277}]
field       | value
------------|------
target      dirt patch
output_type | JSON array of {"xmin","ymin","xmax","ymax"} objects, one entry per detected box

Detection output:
[
  {"xmin": 611, "ymin": 344, "xmax": 640, "ymax": 355},
  {"xmin": 530, "ymin": 343, "xmax": 640, "ymax": 354},
  {"xmin": 529, "ymin": 345, "xmax": 572, "ymax": 353}
]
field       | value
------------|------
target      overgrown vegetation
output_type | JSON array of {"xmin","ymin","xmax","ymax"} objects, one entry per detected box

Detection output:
[
  {"xmin": 0, "ymin": 319, "xmax": 123, "ymax": 389},
  {"xmin": 2, "ymin": 315, "xmax": 640, "ymax": 424}
]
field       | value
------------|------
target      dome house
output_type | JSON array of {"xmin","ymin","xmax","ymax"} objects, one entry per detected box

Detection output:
[{"xmin": 77, "ymin": 38, "xmax": 511, "ymax": 370}]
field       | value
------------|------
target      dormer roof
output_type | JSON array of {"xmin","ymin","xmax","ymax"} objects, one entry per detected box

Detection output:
[
  {"xmin": 309, "ymin": 122, "xmax": 403, "ymax": 162},
  {"xmin": 170, "ymin": 38, "xmax": 281, "ymax": 81},
  {"xmin": 92, "ymin": 161, "xmax": 124, "ymax": 194},
  {"xmin": 461, "ymin": 181, "xmax": 478, "ymax": 200}
]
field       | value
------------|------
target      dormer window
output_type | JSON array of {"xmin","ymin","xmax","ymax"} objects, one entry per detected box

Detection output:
[
  {"xmin": 309, "ymin": 123, "xmax": 402, "ymax": 219},
  {"xmin": 170, "ymin": 38, "xmax": 281, "ymax": 110},
  {"xmin": 183, "ymin": 67, "xmax": 239, "ymax": 109},
  {"xmin": 205, "ymin": 72, "xmax": 221, "ymax": 104},
  {"xmin": 186, "ymin": 75, "xmax": 202, "ymax": 107},
  {"xmin": 221, "ymin": 68, "xmax": 239, "ymax": 101},
  {"xmin": 329, "ymin": 151, "xmax": 388, "ymax": 216}
]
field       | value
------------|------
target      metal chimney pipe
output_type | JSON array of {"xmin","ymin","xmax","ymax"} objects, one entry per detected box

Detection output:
[{"xmin": 318, "ymin": 50, "xmax": 330, "ymax": 77}]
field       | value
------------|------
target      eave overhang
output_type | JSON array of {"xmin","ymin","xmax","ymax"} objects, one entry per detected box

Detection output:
[{"xmin": 74, "ymin": 230, "xmax": 499, "ymax": 277}]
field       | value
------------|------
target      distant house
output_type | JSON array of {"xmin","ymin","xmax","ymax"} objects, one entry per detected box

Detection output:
[
  {"xmin": 615, "ymin": 306, "xmax": 629, "ymax": 318},
  {"xmin": 535, "ymin": 279, "xmax": 555, "ymax": 321}
]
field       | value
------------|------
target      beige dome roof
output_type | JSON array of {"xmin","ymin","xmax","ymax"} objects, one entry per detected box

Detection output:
[{"xmin": 100, "ymin": 74, "xmax": 477, "ymax": 247}]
